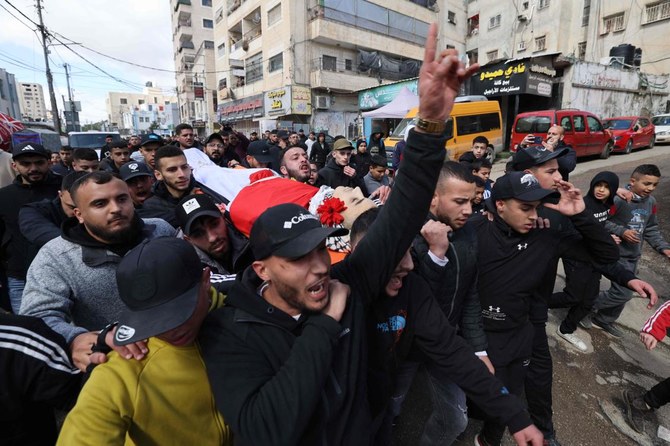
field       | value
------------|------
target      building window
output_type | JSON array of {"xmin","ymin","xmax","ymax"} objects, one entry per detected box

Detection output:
[
  {"xmin": 578, "ymin": 41, "xmax": 587, "ymax": 60},
  {"xmin": 518, "ymin": 40, "xmax": 526, "ymax": 52},
  {"xmin": 215, "ymin": 7, "xmax": 224, "ymax": 23},
  {"xmin": 534, "ymin": 35, "xmax": 546, "ymax": 51},
  {"xmin": 203, "ymin": 18, "xmax": 214, "ymax": 28},
  {"xmin": 246, "ymin": 52, "xmax": 263, "ymax": 83},
  {"xmin": 322, "ymin": 55, "xmax": 337, "ymax": 71},
  {"xmin": 345, "ymin": 59, "xmax": 352, "ymax": 70},
  {"xmin": 602, "ymin": 12, "xmax": 624, "ymax": 33},
  {"xmin": 488, "ymin": 14, "xmax": 501, "ymax": 29},
  {"xmin": 486, "ymin": 50, "xmax": 498, "ymax": 61},
  {"xmin": 204, "ymin": 40, "xmax": 214, "ymax": 49},
  {"xmin": 582, "ymin": 0, "xmax": 590, "ymax": 26},
  {"xmin": 268, "ymin": 4, "xmax": 282, "ymax": 26},
  {"xmin": 447, "ymin": 10, "xmax": 456, "ymax": 24},
  {"xmin": 120, "ymin": 98, "xmax": 128, "ymax": 104},
  {"xmin": 218, "ymin": 78, "xmax": 227, "ymax": 90},
  {"xmin": 201, "ymin": 0, "xmax": 212, "ymax": 6},
  {"xmin": 268, "ymin": 53, "xmax": 283, "ymax": 72},
  {"xmin": 522, "ymin": 1, "xmax": 529, "ymax": 9},
  {"xmin": 217, "ymin": 43, "xmax": 226, "ymax": 57},
  {"xmin": 644, "ymin": 1, "xmax": 670, "ymax": 24},
  {"xmin": 538, "ymin": 0, "xmax": 550, "ymax": 9},
  {"xmin": 138, "ymin": 99, "xmax": 145, "ymax": 105}
]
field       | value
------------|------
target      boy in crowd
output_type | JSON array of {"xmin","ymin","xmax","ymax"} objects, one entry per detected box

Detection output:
[
  {"xmin": 71, "ymin": 148, "xmax": 100, "ymax": 172},
  {"xmin": 472, "ymin": 176, "xmax": 486, "ymax": 214},
  {"xmin": 57, "ymin": 237, "xmax": 231, "ymax": 445},
  {"xmin": 471, "ymin": 158, "xmax": 493, "ymax": 199},
  {"xmin": 99, "ymin": 141, "xmax": 130, "ymax": 174},
  {"xmin": 364, "ymin": 154, "xmax": 392, "ymax": 195},
  {"xmin": 458, "ymin": 135, "xmax": 488, "ymax": 163},
  {"xmin": 585, "ymin": 164, "xmax": 670, "ymax": 337}
]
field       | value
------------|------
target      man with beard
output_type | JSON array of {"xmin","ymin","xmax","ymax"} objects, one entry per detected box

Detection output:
[
  {"xmin": 203, "ymin": 133, "xmax": 227, "ymax": 167},
  {"xmin": 20, "ymin": 171, "xmax": 176, "ymax": 372},
  {"xmin": 176, "ymin": 194, "xmax": 251, "ymax": 285},
  {"xmin": 119, "ymin": 161, "xmax": 154, "ymax": 208},
  {"xmin": 0, "ymin": 142, "xmax": 61, "ymax": 312},
  {"xmin": 279, "ymin": 145, "xmax": 311, "ymax": 183},
  {"xmin": 142, "ymin": 146, "xmax": 226, "ymax": 228}
]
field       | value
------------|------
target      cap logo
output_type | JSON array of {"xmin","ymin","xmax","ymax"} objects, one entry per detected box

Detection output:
[
  {"xmin": 520, "ymin": 173, "xmax": 538, "ymax": 188},
  {"xmin": 182, "ymin": 198, "xmax": 201, "ymax": 214},
  {"xmin": 22, "ymin": 144, "xmax": 36, "ymax": 152},
  {"xmin": 283, "ymin": 213, "xmax": 318, "ymax": 229},
  {"xmin": 128, "ymin": 162, "xmax": 139, "ymax": 172},
  {"xmin": 115, "ymin": 325, "xmax": 136, "ymax": 342}
]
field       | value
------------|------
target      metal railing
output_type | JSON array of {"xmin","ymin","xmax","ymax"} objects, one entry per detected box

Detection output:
[
  {"xmin": 310, "ymin": 57, "xmax": 413, "ymax": 82},
  {"xmin": 644, "ymin": 1, "xmax": 670, "ymax": 24}
]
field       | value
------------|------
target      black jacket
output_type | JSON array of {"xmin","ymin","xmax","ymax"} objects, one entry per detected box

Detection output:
[
  {"xmin": 412, "ymin": 216, "xmax": 487, "ymax": 352},
  {"xmin": 367, "ymin": 272, "xmax": 531, "ymax": 433},
  {"xmin": 98, "ymin": 158, "xmax": 121, "ymax": 174},
  {"xmin": 19, "ymin": 197, "xmax": 67, "ymax": 266},
  {"xmin": 316, "ymin": 159, "xmax": 369, "ymax": 196},
  {"xmin": 556, "ymin": 140, "xmax": 577, "ymax": 181},
  {"xmin": 141, "ymin": 177, "xmax": 226, "ymax": 228},
  {"xmin": 0, "ymin": 313, "xmax": 81, "ymax": 446},
  {"xmin": 0, "ymin": 173, "xmax": 61, "ymax": 279},
  {"xmin": 584, "ymin": 171, "xmax": 619, "ymax": 223},
  {"xmin": 309, "ymin": 141, "xmax": 329, "ymax": 168},
  {"xmin": 351, "ymin": 151, "xmax": 372, "ymax": 179},
  {"xmin": 368, "ymin": 136, "xmax": 386, "ymax": 158},
  {"xmin": 199, "ymin": 129, "xmax": 446, "ymax": 445}
]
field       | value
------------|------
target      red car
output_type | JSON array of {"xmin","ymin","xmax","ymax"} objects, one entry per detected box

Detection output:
[{"xmin": 603, "ymin": 116, "xmax": 656, "ymax": 154}]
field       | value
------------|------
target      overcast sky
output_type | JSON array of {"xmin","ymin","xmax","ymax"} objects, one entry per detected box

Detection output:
[{"xmin": 0, "ymin": 0, "xmax": 176, "ymax": 123}]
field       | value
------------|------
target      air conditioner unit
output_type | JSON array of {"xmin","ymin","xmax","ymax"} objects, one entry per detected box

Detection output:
[
  {"xmin": 518, "ymin": 14, "xmax": 528, "ymax": 21},
  {"xmin": 315, "ymin": 95, "xmax": 330, "ymax": 109}
]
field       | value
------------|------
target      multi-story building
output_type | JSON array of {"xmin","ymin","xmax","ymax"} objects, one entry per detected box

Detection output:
[
  {"xmin": 466, "ymin": 0, "xmax": 669, "ymax": 145},
  {"xmin": 17, "ymin": 82, "xmax": 48, "ymax": 121},
  {"xmin": 211, "ymin": 0, "xmax": 466, "ymax": 137},
  {"xmin": 171, "ymin": 0, "xmax": 217, "ymax": 134},
  {"xmin": 0, "ymin": 68, "xmax": 22, "ymax": 119},
  {"xmin": 105, "ymin": 85, "xmax": 179, "ymax": 135}
]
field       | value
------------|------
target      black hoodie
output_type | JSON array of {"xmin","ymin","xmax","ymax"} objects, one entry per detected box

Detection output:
[
  {"xmin": 0, "ymin": 173, "xmax": 61, "ymax": 279},
  {"xmin": 584, "ymin": 171, "xmax": 619, "ymax": 223},
  {"xmin": 199, "ymin": 130, "xmax": 450, "ymax": 445}
]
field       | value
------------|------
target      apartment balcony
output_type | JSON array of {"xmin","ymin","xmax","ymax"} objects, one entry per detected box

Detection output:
[
  {"xmin": 174, "ymin": 0, "xmax": 191, "ymax": 13},
  {"xmin": 307, "ymin": 7, "xmax": 424, "ymax": 59},
  {"xmin": 228, "ymin": 27, "xmax": 262, "ymax": 60},
  {"xmin": 310, "ymin": 57, "xmax": 406, "ymax": 92}
]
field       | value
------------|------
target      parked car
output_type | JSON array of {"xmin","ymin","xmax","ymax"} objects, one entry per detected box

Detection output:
[
  {"xmin": 652, "ymin": 114, "xmax": 670, "ymax": 144},
  {"xmin": 602, "ymin": 116, "xmax": 655, "ymax": 154},
  {"xmin": 511, "ymin": 109, "xmax": 614, "ymax": 159}
]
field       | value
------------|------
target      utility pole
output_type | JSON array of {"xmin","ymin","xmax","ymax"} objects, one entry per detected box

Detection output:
[
  {"xmin": 62, "ymin": 63, "xmax": 79, "ymax": 131},
  {"xmin": 36, "ymin": 0, "xmax": 61, "ymax": 133}
]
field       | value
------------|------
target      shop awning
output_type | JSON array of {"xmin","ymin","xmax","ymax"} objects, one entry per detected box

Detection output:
[{"xmin": 361, "ymin": 87, "xmax": 419, "ymax": 119}]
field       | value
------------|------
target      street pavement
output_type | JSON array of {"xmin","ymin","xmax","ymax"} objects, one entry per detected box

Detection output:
[{"xmin": 394, "ymin": 143, "xmax": 670, "ymax": 445}]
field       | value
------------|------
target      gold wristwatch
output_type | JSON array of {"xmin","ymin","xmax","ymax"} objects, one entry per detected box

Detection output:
[{"xmin": 415, "ymin": 116, "xmax": 446, "ymax": 134}]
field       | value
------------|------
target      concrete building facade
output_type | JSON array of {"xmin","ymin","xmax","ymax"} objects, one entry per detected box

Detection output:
[
  {"xmin": 171, "ymin": 0, "xmax": 217, "ymax": 134},
  {"xmin": 211, "ymin": 0, "xmax": 466, "ymax": 137},
  {"xmin": 17, "ymin": 82, "xmax": 47, "ymax": 121},
  {"xmin": 105, "ymin": 86, "xmax": 178, "ymax": 135},
  {"xmin": 0, "ymin": 68, "xmax": 22, "ymax": 118}
]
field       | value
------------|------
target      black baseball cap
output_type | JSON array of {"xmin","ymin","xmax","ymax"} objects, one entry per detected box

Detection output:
[
  {"xmin": 204, "ymin": 132, "xmax": 224, "ymax": 145},
  {"xmin": 176, "ymin": 194, "xmax": 224, "ymax": 235},
  {"xmin": 247, "ymin": 140, "xmax": 274, "ymax": 163},
  {"xmin": 12, "ymin": 142, "xmax": 50, "ymax": 160},
  {"xmin": 511, "ymin": 145, "xmax": 568, "ymax": 171},
  {"xmin": 277, "ymin": 130, "xmax": 289, "ymax": 140},
  {"xmin": 140, "ymin": 133, "xmax": 163, "ymax": 147},
  {"xmin": 250, "ymin": 203, "xmax": 348, "ymax": 260},
  {"xmin": 490, "ymin": 171, "xmax": 559, "ymax": 202},
  {"xmin": 113, "ymin": 237, "xmax": 203, "ymax": 346},
  {"xmin": 119, "ymin": 161, "xmax": 153, "ymax": 182}
]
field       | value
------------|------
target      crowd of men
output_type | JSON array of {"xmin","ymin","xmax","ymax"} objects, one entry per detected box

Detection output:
[{"xmin": 1, "ymin": 23, "xmax": 668, "ymax": 446}]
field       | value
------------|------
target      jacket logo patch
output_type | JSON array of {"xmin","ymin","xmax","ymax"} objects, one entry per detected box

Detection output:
[
  {"xmin": 482, "ymin": 306, "xmax": 507, "ymax": 321},
  {"xmin": 114, "ymin": 325, "xmax": 136, "ymax": 342},
  {"xmin": 517, "ymin": 243, "xmax": 528, "ymax": 250}
]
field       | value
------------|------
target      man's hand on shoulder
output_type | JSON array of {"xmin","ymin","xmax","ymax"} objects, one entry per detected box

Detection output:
[
  {"xmin": 105, "ymin": 328, "xmax": 149, "ymax": 361},
  {"xmin": 71, "ymin": 332, "xmax": 105, "ymax": 372}
]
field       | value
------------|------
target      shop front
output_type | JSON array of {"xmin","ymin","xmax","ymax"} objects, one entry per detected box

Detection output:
[
  {"xmin": 217, "ymin": 93, "xmax": 265, "ymax": 134},
  {"xmin": 259, "ymin": 85, "xmax": 312, "ymax": 133},
  {"xmin": 470, "ymin": 56, "xmax": 559, "ymax": 148},
  {"xmin": 357, "ymin": 78, "xmax": 418, "ymax": 141}
]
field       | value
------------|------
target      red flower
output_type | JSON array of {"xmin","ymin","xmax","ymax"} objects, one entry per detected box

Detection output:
[{"xmin": 317, "ymin": 197, "xmax": 347, "ymax": 226}]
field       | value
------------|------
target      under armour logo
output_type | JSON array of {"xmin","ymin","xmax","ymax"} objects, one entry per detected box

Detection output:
[
  {"xmin": 488, "ymin": 306, "xmax": 500, "ymax": 312},
  {"xmin": 517, "ymin": 243, "xmax": 528, "ymax": 250}
]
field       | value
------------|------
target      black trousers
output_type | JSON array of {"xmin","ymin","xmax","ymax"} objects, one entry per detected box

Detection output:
[
  {"xmin": 549, "ymin": 259, "xmax": 601, "ymax": 334},
  {"xmin": 525, "ymin": 301, "xmax": 555, "ymax": 439},
  {"xmin": 646, "ymin": 377, "xmax": 670, "ymax": 409}
]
